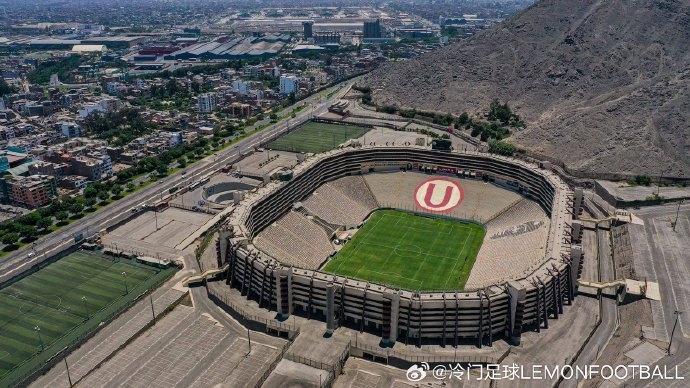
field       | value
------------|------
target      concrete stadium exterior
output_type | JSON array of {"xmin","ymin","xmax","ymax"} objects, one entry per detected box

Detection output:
[{"xmin": 221, "ymin": 146, "xmax": 584, "ymax": 347}]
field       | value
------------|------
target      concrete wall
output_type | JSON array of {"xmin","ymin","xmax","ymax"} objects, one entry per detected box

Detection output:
[
  {"xmin": 226, "ymin": 245, "xmax": 574, "ymax": 345},
  {"xmin": 222, "ymin": 148, "xmax": 576, "ymax": 345}
]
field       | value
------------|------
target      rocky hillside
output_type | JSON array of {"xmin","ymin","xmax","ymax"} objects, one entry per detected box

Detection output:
[{"xmin": 362, "ymin": 0, "xmax": 690, "ymax": 177}]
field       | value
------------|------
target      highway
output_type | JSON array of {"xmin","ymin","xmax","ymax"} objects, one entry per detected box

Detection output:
[{"xmin": 0, "ymin": 79, "xmax": 355, "ymax": 284}]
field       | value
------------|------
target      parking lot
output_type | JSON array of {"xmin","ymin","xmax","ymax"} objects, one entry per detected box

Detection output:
[{"xmin": 108, "ymin": 207, "xmax": 212, "ymax": 250}]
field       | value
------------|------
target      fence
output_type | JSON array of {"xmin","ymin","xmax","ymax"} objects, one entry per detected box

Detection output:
[
  {"xmin": 310, "ymin": 117, "xmax": 375, "ymax": 129},
  {"xmin": 284, "ymin": 340, "xmax": 350, "ymax": 388},
  {"xmin": 207, "ymin": 288, "xmax": 300, "ymax": 340},
  {"xmin": 253, "ymin": 340, "xmax": 291, "ymax": 388},
  {"xmin": 1, "ymin": 266, "xmax": 178, "ymax": 387},
  {"xmin": 169, "ymin": 202, "xmax": 219, "ymax": 214},
  {"xmin": 0, "ymin": 241, "xmax": 84, "ymax": 287},
  {"xmin": 351, "ymin": 342, "xmax": 510, "ymax": 370},
  {"xmin": 195, "ymin": 225, "xmax": 221, "ymax": 271}
]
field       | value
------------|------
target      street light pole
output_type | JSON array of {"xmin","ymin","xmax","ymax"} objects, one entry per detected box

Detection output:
[
  {"xmin": 121, "ymin": 271, "xmax": 128, "ymax": 294},
  {"xmin": 34, "ymin": 326, "xmax": 44, "ymax": 352},
  {"xmin": 673, "ymin": 200, "xmax": 684, "ymax": 232},
  {"xmin": 64, "ymin": 356, "xmax": 73, "ymax": 387},
  {"xmin": 150, "ymin": 293, "xmax": 156, "ymax": 324},
  {"xmin": 81, "ymin": 296, "xmax": 89, "ymax": 320},
  {"xmin": 667, "ymin": 310, "xmax": 682, "ymax": 355}
]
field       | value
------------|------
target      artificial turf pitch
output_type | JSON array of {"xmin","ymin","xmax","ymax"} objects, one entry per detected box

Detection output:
[
  {"xmin": 267, "ymin": 121, "xmax": 370, "ymax": 154},
  {"xmin": 0, "ymin": 251, "xmax": 170, "ymax": 382},
  {"xmin": 323, "ymin": 210, "xmax": 485, "ymax": 291}
]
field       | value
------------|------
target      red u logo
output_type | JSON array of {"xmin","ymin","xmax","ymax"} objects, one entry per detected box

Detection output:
[
  {"xmin": 424, "ymin": 183, "xmax": 454, "ymax": 208},
  {"xmin": 414, "ymin": 178, "xmax": 464, "ymax": 213}
]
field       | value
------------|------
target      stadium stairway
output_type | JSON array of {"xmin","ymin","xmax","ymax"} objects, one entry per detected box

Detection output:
[
  {"xmin": 182, "ymin": 264, "xmax": 230, "ymax": 287},
  {"xmin": 484, "ymin": 198, "xmax": 526, "ymax": 225},
  {"xmin": 296, "ymin": 207, "xmax": 340, "ymax": 236}
]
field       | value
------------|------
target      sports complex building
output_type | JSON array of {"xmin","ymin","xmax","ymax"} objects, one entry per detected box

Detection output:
[{"xmin": 221, "ymin": 145, "xmax": 585, "ymax": 347}]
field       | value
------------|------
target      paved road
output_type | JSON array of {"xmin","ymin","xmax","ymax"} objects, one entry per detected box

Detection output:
[
  {"xmin": 631, "ymin": 202, "xmax": 690, "ymax": 338},
  {"xmin": 627, "ymin": 203, "xmax": 690, "ymax": 387},
  {"xmin": 563, "ymin": 197, "xmax": 619, "ymax": 388},
  {"xmin": 0, "ymin": 79, "xmax": 356, "ymax": 284}
]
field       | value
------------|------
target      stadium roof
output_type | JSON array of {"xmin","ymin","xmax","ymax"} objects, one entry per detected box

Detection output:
[
  {"xmin": 293, "ymin": 44, "xmax": 325, "ymax": 52},
  {"xmin": 165, "ymin": 38, "xmax": 285, "ymax": 60},
  {"xmin": 72, "ymin": 44, "xmax": 106, "ymax": 52},
  {"xmin": 29, "ymin": 39, "xmax": 81, "ymax": 45}
]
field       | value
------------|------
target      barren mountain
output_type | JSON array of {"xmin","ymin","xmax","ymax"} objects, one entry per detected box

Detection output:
[{"xmin": 362, "ymin": 0, "xmax": 690, "ymax": 178}]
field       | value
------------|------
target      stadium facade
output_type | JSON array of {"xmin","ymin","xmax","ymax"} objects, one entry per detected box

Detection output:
[{"xmin": 220, "ymin": 146, "xmax": 584, "ymax": 346}]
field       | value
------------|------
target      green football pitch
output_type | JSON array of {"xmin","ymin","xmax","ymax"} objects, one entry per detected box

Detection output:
[
  {"xmin": 267, "ymin": 121, "xmax": 370, "ymax": 154},
  {"xmin": 323, "ymin": 210, "xmax": 485, "ymax": 291},
  {"xmin": 0, "ymin": 250, "xmax": 175, "ymax": 384}
]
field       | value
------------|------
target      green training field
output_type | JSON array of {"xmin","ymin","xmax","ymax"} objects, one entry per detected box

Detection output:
[
  {"xmin": 267, "ymin": 121, "xmax": 370, "ymax": 153},
  {"xmin": 0, "ymin": 250, "xmax": 175, "ymax": 384},
  {"xmin": 323, "ymin": 210, "xmax": 485, "ymax": 291}
]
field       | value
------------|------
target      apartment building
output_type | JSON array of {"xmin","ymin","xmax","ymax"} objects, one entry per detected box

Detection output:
[
  {"xmin": 4, "ymin": 174, "xmax": 57, "ymax": 208},
  {"xmin": 197, "ymin": 93, "xmax": 217, "ymax": 113},
  {"xmin": 279, "ymin": 75, "xmax": 299, "ymax": 95}
]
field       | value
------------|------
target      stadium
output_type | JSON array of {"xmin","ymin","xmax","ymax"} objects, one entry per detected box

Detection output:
[{"xmin": 221, "ymin": 145, "xmax": 583, "ymax": 347}]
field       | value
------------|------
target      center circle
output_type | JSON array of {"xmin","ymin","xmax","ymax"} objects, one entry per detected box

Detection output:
[{"xmin": 414, "ymin": 178, "xmax": 464, "ymax": 213}]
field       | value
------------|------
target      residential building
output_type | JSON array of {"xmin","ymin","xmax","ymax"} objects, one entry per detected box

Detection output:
[
  {"xmin": 363, "ymin": 19, "xmax": 382, "ymax": 39},
  {"xmin": 232, "ymin": 80, "xmax": 250, "ymax": 95},
  {"xmin": 0, "ymin": 126, "xmax": 15, "ymax": 141},
  {"xmin": 0, "ymin": 150, "xmax": 31, "ymax": 173},
  {"xmin": 303, "ymin": 21, "xmax": 314, "ymax": 40},
  {"xmin": 106, "ymin": 82, "xmax": 121, "ymax": 96},
  {"xmin": 57, "ymin": 122, "xmax": 81, "ymax": 138},
  {"xmin": 163, "ymin": 131, "xmax": 183, "ymax": 146},
  {"xmin": 279, "ymin": 75, "xmax": 299, "ymax": 95},
  {"xmin": 71, "ymin": 153, "xmax": 112, "ymax": 181},
  {"xmin": 58, "ymin": 175, "xmax": 88, "ymax": 190},
  {"xmin": 197, "ymin": 93, "xmax": 217, "ymax": 113},
  {"xmin": 78, "ymin": 98, "xmax": 122, "ymax": 118},
  {"xmin": 3, "ymin": 174, "xmax": 57, "ymax": 208},
  {"xmin": 29, "ymin": 161, "xmax": 70, "ymax": 180}
]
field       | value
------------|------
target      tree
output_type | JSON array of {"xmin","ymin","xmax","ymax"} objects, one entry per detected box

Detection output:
[
  {"xmin": 70, "ymin": 202, "xmax": 84, "ymax": 214},
  {"xmin": 488, "ymin": 99, "xmax": 513, "ymax": 125},
  {"xmin": 378, "ymin": 105, "xmax": 396, "ymax": 114},
  {"xmin": 1, "ymin": 233, "xmax": 19, "ymax": 246},
  {"xmin": 84, "ymin": 197, "xmax": 97, "ymax": 208},
  {"xmin": 457, "ymin": 112, "xmax": 469, "ymax": 126},
  {"xmin": 17, "ymin": 225, "xmax": 37, "ymax": 241},
  {"xmin": 48, "ymin": 199, "xmax": 64, "ymax": 215},
  {"xmin": 488, "ymin": 140, "xmax": 517, "ymax": 156},
  {"xmin": 126, "ymin": 182, "xmax": 136, "ymax": 192},
  {"xmin": 0, "ymin": 78, "xmax": 17, "ymax": 97},
  {"xmin": 55, "ymin": 211, "xmax": 69, "ymax": 222},
  {"xmin": 635, "ymin": 175, "xmax": 652, "ymax": 186},
  {"xmin": 37, "ymin": 217, "xmax": 53, "ymax": 231},
  {"xmin": 111, "ymin": 184, "xmax": 123, "ymax": 197},
  {"xmin": 26, "ymin": 54, "xmax": 84, "ymax": 84},
  {"xmin": 18, "ymin": 212, "xmax": 42, "ymax": 226},
  {"xmin": 98, "ymin": 191, "xmax": 110, "ymax": 202},
  {"xmin": 84, "ymin": 185, "xmax": 99, "ymax": 198},
  {"xmin": 191, "ymin": 81, "xmax": 201, "ymax": 94},
  {"xmin": 156, "ymin": 164, "xmax": 169, "ymax": 176},
  {"xmin": 62, "ymin": 196, "xmax": 77, "ymax": 207}
]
